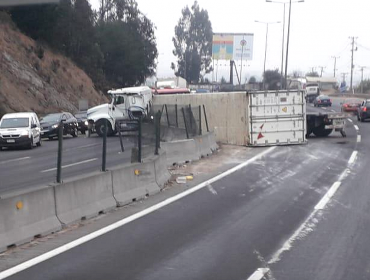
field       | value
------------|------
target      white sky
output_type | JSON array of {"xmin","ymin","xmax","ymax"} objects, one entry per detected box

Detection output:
[{"xmin": 90, "ymin": 0, "xmax": 370, "ymax": 84}]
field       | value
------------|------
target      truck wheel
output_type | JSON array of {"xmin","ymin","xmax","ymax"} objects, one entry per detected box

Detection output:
[
  {"xmin": 96, "ymin": 120, "xmax": 113, "ymax": 137},
  {"xmin": 313, "ymin": 127, "xmax": 333, "ymax": 137}
]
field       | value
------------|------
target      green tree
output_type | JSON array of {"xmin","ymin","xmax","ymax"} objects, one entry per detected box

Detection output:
[
  {"xmin": 248, "ymin": 76, "xmax": 257, "ymax": 84},
  {"xmin": 263, "ymin": 69, "xmax": 282, "ymax": 90},
  {"xmin": 172, "ymin": 1, "xmax": 213, "ymax": 84},
  {"xmin": 97, "ymin": 0, "xmax": 157, "ymax": 87}
]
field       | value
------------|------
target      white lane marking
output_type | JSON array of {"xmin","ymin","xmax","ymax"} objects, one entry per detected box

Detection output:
[
  {"xmin": 357, "ymin": 135, "xmax": 362, "ymax": 143},
  {"xmin": 314, "ymin": 182, "xmax": 341, "ymax": 210},
  {"xmin": 331, "ymin": 110, "xmax": 336, "ymax": 112},
  {"xmin": 322, "ymin": 107, "xmax": 327, "ymax": 110},
  {"xmin": 207, "ymin": 184, "xmax": 218, "ymax": 195},
  {"xmin": 0, "ymin": 147, "xmax": 276, "ymax": 280},
  {"xmin": 246, "ymin": 146, "xmax": 359, "ymax": 276},
  {"xmin": 40, "ymin": 158, "xmax": 98, "ymax": 173},
  {"xmin": 347, "ymin": 118, "xmax": 353, "ymax": 123},
  {"xmin": 0, "ymin": 157, "xmax": 30, "ymax": 165},
  {"xmin": 348, "ymin": 151, "xmax": 358, "ymax": 165},
  {"xmin": 354, "ymin": 125, "xmax": 359, "ymax": 131},
  {"xmin": 65, "ymin": 143, "xmax": 101, "ymax": 151},
  {"xmin": 246, "ymin": 268, "xmax": 270, "ymax": 280}
]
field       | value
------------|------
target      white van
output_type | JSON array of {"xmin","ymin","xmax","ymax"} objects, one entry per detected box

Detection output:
[{"xmin": 0, "ymin": 112, "xmax": 42, "ymax": 150}]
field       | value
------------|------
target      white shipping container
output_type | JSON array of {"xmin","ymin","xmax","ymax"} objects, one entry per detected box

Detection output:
[{"xmin": 248, "ymin": 90, "xmax": 307, "ymax": 146}]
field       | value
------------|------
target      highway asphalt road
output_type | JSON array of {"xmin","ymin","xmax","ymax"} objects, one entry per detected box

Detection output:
[
  {"xmin": 2, "ymin": 97, "xmax": 369, "ymax": 280},
  {"xmin": 0, "ymin": 134, "xmax": 138, "ymax": 194}
]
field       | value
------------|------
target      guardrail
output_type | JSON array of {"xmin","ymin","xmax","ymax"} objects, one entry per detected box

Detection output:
[{"xmin": 0, "ymin": 105, "xmax": 218, "ymax": 253}]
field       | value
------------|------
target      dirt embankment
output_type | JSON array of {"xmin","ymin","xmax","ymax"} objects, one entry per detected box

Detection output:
[{"xmin": 0, "ymin": 12, "xmax": 107, "ymax": 117}]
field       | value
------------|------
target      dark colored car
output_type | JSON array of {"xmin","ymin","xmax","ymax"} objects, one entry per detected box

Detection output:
[
  {"xmin": 313, "ymin": 95, "xmax": 332, "ymax": 107},
  {"xmin": 40, "ymin": 112, "xmax": 78, "ymax": 139},
  {"xmin": 341, "ymin": 99, "xmax": 361, "ymax": 114},
  {"xmin": 357, "ymin": 100, "xmax": 370, "ymax": 122},
  {"xmin": 74, "ymin": 111, "xmax": 88, "ymax": 134}
]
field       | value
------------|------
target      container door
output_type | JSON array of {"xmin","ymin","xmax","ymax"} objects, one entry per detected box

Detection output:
[{"xmin": 248, "ymin": 90, "xmax": 307, "ymax": 146}]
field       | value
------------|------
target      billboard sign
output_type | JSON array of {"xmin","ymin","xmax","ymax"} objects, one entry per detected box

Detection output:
[{"xmin": 212, "ymin": 33, "xmax": 254, "ymax": 61}]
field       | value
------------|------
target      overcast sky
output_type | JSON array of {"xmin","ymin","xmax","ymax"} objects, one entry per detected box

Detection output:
[{"xmin": 91, "ymin": 0, "xmax": 370, "ymax": 84}]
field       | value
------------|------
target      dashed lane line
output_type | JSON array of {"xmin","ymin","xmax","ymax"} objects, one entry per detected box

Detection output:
[{"xmin": 40, "ymin": 158, "xmax": 98, "ymax": 173}]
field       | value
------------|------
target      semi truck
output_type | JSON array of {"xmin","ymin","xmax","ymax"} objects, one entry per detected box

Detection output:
[
  {"xmin": 87, "ymin": 86, "xmax": 152, "ymax": 136},
  {"xmin": 248, "ymin": 90, "xmax": 347, "ymax": 146}
]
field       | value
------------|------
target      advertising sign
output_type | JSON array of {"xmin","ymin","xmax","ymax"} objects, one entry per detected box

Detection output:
[{"xmin": 212, "ymin": 33, "xmax": 254, "ymax": 61}]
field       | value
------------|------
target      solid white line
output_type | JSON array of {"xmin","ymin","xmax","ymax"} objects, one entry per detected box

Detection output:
[
  {"xmin": 331, "ymin": 110, "xmax": 336, "ymax": 112},
  {"xmin": 314, "ymin": 182, "xmax": 341, "ymax": 210},
  {"xmin": 348, "ymin": 151, "xmax": 358, "ymax": 165},
  {"xmin": 40, "ymin": 158, "xmax": 98, "ymax": 173},
  {"xmin": 354, "ymin": 125, "xmax": 359, "ymax": 131},
  {"xmin": 0, "ymin": 147, "xmax": 276, "ymax": 280},
  {"xmin": 246, "ymin": 268, "xmax": 270, "ymax": 280},
  {"xmin": 347, "ymin": 118, "xmax": 353, "ymax": 123},
  {"xmin": 0, "ymin": 157, "xmax": 30, "ymax": 165},
  {"xmin": 357, "ymin": 135, "xmax": 361, "ymax": 143}
]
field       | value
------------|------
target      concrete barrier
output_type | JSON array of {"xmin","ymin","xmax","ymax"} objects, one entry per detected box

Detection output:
[
  {"xmin": 54, "ymin": 171, "xmax": 116, "ymax": 225},
  {"xmin": 0, "ymin": 186, "xmax": 61, "ymax": 252},
  {"xmin": 154, "ymin": 150, "xmax": 171, "ymax": 188},
  {"xmin": 161, "ymin": 139, "xmax": 200, "ymax": 166},
  {"xmin": 207, "ymin": 131, "xmax": 219, "ymax": 152},
  {"xmin": 195, "ymin": 134, "xmax": 212, "ymax": 158},
  {"xmin": 153, "ymin": 92, "xmax": 249, "ymax": 145},
  {"xmin": 112, "ymin": 158, "xmax": 160, "ymax": 207}
]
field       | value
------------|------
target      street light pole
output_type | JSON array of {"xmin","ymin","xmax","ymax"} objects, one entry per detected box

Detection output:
[
  {"xmin": 263, "ymin": 23, "xmax": 269, "ymax": 80},
  {"xmin": 284, "ymin": 0, "xmax": 292, "ymax": 90},
  {"xmin": 281, "ymin": 3, "xmax": 286, "ymax": 89},
  {"xmin": 255, "ymin": 20, "xmax": 280, "ymax": 89}
]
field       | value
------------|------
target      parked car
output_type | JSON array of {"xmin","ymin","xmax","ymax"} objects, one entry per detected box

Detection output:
[
  {"xmin": 0, "ymin": 112, "xmax": 41, "ymax": 150},
  {"xmin": 74, "ymin": 111, "xmax": 88, "ymax": 134},
  {"xmin": 314, "ymin": 95, "xmax": 332, "ymax": 107},
  {"xmin": 341, "ymin": 99, "xmax": 361, "ymax": 114},
  {"xmin": 40, "ymin": 112, "xmax": 78, "ymax": 139},
  {"xmin": 357, "ymin": 100, "xmax": 370, "ymax": 122}
]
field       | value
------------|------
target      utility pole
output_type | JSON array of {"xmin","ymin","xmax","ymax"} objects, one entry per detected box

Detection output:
[
  {"xmin": 349, "ymin": 36, "xmax": 358, "ymax": 93},
  {"xmin": 359, "ymin": 66, "xmax": 366, "ymax": 93},
  {"xmin": 331, "ymin": 56, "xmax": 340, "ymax": 77},
  {"xmin": 318, "ymin": 66, "xmax": 326, "ymax": 77}
]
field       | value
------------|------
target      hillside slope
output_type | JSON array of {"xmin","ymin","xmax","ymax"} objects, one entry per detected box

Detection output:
[{"xmin": 0, "ymin": 13, "xmax": 107, "ymax": 117}]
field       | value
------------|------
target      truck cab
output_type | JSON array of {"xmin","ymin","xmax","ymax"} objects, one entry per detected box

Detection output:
[{"xmin": 87, "ymin": 86, "xmax": 152, "ymax": 136}]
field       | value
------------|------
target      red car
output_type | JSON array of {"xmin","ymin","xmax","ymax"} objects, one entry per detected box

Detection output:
[{"xmin": 341, "ymin": 99, "xmax": 361, "ymax": 114}]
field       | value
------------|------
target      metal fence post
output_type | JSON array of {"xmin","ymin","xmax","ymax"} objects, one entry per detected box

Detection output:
[
  {"xmin": 188, "ymin": 104, "xmax": 193, "ymax": 134},
  {"xmin": 138, "ymin": 117, "xmax": 142, "ymax": 162},
  {"xmin": 102, "ymin": 119, "xmax": 107, "ymax": 172},
  {"xmin": 165, "ymin": 104, "xmax": 170, "ymax": 127},
  {"xmin": 199, "ymin": 105, "xmax": 202, "ymax": 135},
  {"xmin": 117, "ymin": 121, "xmax": 124, "ymax": 153},
  {"xmin": 182, "ymin": 107, "xmax": 189, "ymax": 139},
  {"xmin": 175, "ymin": 104, "xmax": 178, "ymax": 127},
  {"xmin": 203, "ymin": 105, "xmax": 209, "ymax": 132},
  {"xmin": 56, "ymin": 121, "xmax": 63, "ymax": 183},
  {"xmin": 155, "ymin": 110, "xmax": 161, "ymax": 155}
]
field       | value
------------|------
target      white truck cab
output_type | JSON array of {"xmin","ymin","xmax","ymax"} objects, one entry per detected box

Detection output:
[{"xmin": 87, "ymin": 86, "xmax": 152, "ymax": 136}]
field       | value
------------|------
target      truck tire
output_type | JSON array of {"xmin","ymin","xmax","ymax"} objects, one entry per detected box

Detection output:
[
  {"xmin": 96, "ymin": 120, "xmax": 113, "ymax": 137},
  {"xmin": 313, "ymin": 126, "xmax": 333, "ymax": 137}
]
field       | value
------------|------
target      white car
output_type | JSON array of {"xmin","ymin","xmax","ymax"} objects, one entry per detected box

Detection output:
[{"xmin": 0, "ymin": 112, "xmax": 42, "ymax": 150}]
